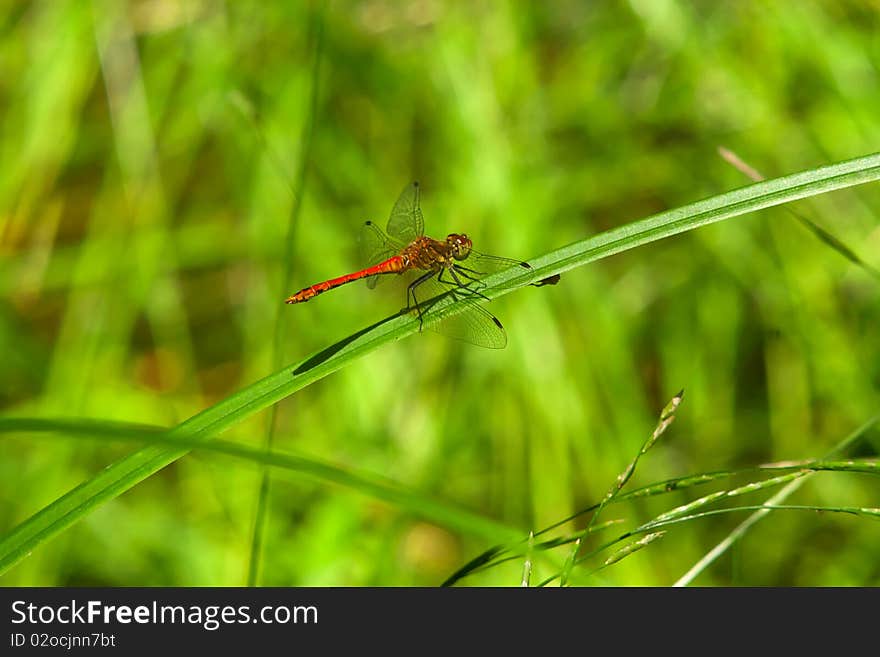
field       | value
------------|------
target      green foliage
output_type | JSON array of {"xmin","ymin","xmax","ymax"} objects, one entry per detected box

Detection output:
[{"xmin": 1, "ymin": 1, "xmax": 879, "ymax": 585}]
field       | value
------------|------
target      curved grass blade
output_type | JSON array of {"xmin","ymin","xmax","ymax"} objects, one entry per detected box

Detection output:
[
  {"xmin": 444, "ymin": 419, "xmax": 880, "ymax": 586},
  {"xmin": 0, "ymin": 417, "xmax": 520, "ymax": 577},
  {"xmin": 673, "ymin": 412, "xmax": 880, "ymax": 586}
]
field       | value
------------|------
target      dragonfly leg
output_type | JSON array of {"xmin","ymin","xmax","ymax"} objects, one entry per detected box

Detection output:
[
  {"xmin": 444, "ymin": 266, "xmax": 491, "ymax": 302},
  {"xmin": 452, "ymin": 264, "xmax": 486, "ymax": 276},
  {"xmin": 449, "ymin": 265, "xmax": 496, "ymax": 297},
  {"xmin": 408, "ymin": 269, "xmax": 438, "ymax": 332},
  {"xmin": 450, "ymin": 265, "xmax": 487, "ymax": 287}
]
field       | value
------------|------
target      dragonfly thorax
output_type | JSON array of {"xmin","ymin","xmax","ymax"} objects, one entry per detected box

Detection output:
[{"xmin": 446, "ymin": 233, "xmax": 472, "ymax": 261}]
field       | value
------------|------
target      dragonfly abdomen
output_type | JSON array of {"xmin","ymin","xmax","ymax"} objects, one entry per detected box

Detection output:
[{"xmin": 285, "ymin": 256, "xmax": 407, "ymax": 304}]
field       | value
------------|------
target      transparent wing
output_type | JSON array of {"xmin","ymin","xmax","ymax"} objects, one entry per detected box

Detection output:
[
  {"xmin": 429, "ymin": 297, "xmax": 508, "ymax": 349},
  {"xmin": 358, "ymin": 220, "xmax": 405, "ymax": 289},
  {"xmin": 385, "ymin": 181, "xmax": 425, "ymax": 243},
  {"xmin": 407, "ymin": 273, "xmax": 508, "ymax": 349},
  {"xmin": 458, "ymin": 250, "xmax": 531, "ymax": 289}
]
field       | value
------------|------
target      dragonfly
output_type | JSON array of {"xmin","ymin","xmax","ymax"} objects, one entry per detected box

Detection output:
[{"xmin": 285, "ymin": 182, "xmax": 532, "ymax": 348}]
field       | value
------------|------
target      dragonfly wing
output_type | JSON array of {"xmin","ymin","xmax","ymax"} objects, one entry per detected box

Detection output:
[
  {"xmin": 408, "ymin": 274, "xmax": 508, "ymax": 349},
  {"xmin": 428, "ymin": 298, "xmax": 508, "ymax": 349},
  {"xmin": 385, "ymin": 181, "xmax": 425, "ymax": 243},
  {"xmin": 359, "ymin": 221, "xmax": 404, "ymax": 289},
  {"xmin": 461, "ymin": 250, "xmax": 531, "ymax": 282}
]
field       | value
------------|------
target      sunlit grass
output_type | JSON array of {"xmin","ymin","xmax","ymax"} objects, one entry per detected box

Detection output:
[
  {"xmin": 1, "ymin": 1, "xmax": 879, "ymax": 586},
  {"xmin": 2, "ymin": 153, "xmax": 879, "ymax": 581}
]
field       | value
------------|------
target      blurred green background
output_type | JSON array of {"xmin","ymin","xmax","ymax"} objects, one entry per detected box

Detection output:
[{"xmin": 1, "ymin": 0, "xmax": 879, "ymax": 586}]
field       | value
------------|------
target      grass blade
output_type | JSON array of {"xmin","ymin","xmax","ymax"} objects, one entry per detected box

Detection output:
[
  {"xmin": 0, "ymin": 417, "xmax": 519, "ymax": 577},
  {"xmin": 718, "ymin": 146, "xmax": 880, "ymax": 280},
  {"xmin": 673, "ymin": 412, "xmax": 880, "ymax": 586}
]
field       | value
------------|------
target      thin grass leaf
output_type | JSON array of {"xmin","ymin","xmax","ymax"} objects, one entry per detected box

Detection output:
[
  {"xmin": 529, "ymin": 498, "xmax": 880, "ymax": 588},
  {"xmin": 718, "ymin": 146, "xmax": 880, "ymax": 281},
  {"xmin": 0, "ymin": 417, "xmax": 519, "ymax": 568},
  {"xmin": 643, "ymin": 505, "xmax": 880, "ymax": 531},
  {"xmin": 602, "ymin": 531, "xmax": 666, "ymax": 567},
  {"xmin": 441, "ymin": 457, "xmax": 880, "ymax": 586},
  {"xmin": 442, "ymin": 519, "xmax": 624, "ymax": 587},
  {"xmin": 646, "ymin": 389, "xmax": 684, "ymax": 452},
  {"xmin": 559, "ymin": 390, "xmax": 683, "ymax": 585},
  {"xmin": 521, "ymin": 531, "xmax": 534, "ymax": 587},
  {"xmin": 443, "ymin": 445, "xmax": 879, "ymax": 584},
  {"xmin": 2, "ymin": 152, "xmax": 880, "ymax": 576},
  {"xmin": 674, "ymin": 412, "xmax": 880, "ymax": 586},
  {"xmin": 760, "ymin": 459, "xmax": 880, "ymax": 475},
  {"xmin": 648, "ymin": 473, "xmax": 806, "ymax": 526}
]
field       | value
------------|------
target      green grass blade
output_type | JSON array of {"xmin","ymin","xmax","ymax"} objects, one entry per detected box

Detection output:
[
  {"xmin": 442, "ymin": 420, "xmax": 879, "ymax": 586},
  {"xmin": 0, "ymin": 417, "xmax": 519, "ymax": 576},
  {"xmin": 518, "ymin": 150, "xmax": 880, "ymax": 286},
  {"xmin": 601, "ymin": 531, "xmax": 667, "ymax": 568},
  {"xmin": 559, "ymin": 389, "xmax": 684, "ymax": 585},
  {"xmin": 673, "ymin": 412, "xmax": 880, "ymax": 586},
  {"xmin": 719, "ymin": 146, "xmax": 880, "ymax": 280},
  {"xmin": 2, "ymin": 151, "xmax": 879, "ymax": 575}
]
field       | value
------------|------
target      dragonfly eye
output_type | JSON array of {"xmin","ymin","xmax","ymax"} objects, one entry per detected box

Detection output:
[{"xmin": 447, "ymin": 234, "xmax": 472, "ymax": 261}]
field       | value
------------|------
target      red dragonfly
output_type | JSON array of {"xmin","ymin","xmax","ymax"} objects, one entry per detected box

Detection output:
[{"xmin": 285, "ymin": 182, "xmax": 531, "ymax": 348}]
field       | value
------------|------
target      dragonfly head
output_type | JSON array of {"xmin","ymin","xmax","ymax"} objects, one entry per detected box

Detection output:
[{"xmin": 446, "ymin": 233, "xmax": 472, "ymax": 261}]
